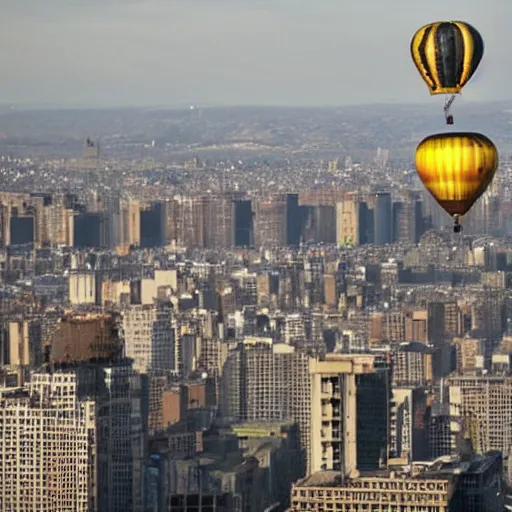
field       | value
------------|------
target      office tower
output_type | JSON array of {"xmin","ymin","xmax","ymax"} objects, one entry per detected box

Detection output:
[
  {"xmin": 390, "ymin": 342, "xmax": 434, "ymax": 388},
  {"xmin": 0, "ymin": 320, "xmax": 30, "ymax": 385},
  {"xmin": 122, "ymin": 301, "xmax": 177, "ymax": 374},
  {"xmin": 204, "ymin": 195, "xmax": 235, "ymax": 248},
  {"xmin": 74, "ymin": 212, "xmax": 109, "ymax": 248},
  {"xmin": 390, "ymin": 387, "xmax": 429, "ymax": 461},
  {"xmin": 286, "ymin": 193, "xmax": 301, "ymax": 245},
  {"xmin": 336, "ymin": 193, "xmax": 373, "ymax": 246},
  {"xmin": 252, "ymin": 195, "xmax": 287, "ymax": 246},
  {"xmin": 234, "ymin": 199, "xmax": 253, "ymax": 246},
  {"xmin": 119, "ymin": 196, "xmax": 141, "ymax": 249},
  {"xmin": 157, "ymin": 198, "xmax": 176, "ymax": 246},
  {"xmin": 309, "ymin": 354, "xmax": 390, "ymax": 476},
  {"xmin": 355, "ymin": 360, "xmax": 391, "ymax": 470},
  {"xmin": 393, "ymin": 191, "xmax": 424, "ymax": 243},
  {"xmin": 140, "ymin": 201, "xmax": 165, "ymax": 248},
  {"xmin": 429, "ymin": 403, "xmax": 452, "ymax": 459},
  {"xmin": 97, "ymin": 192, "xmax": 122, "ymax": 248},
  {"xmin": 448, "ymin": 375, "xmax": 512, "ymax": 458},
  {"xmin": 315, "ymin": 205, "xmax": 336, "ymax": 243},
  {"xmin": 174, "ymin": 195, "xmax": 205, "ymax": 247},
  {"xmin": 221, "ymin": 341, "xmax": 311, "ymax": 475},
  {"xmin": 373, "ymin": 192, "xmax": 392, "ymax": 245},
  {"xmin": 10, "ymin": 216, "xmax": 34, "ymax": 245},
  {"xmin": 336, "ymin": 193, "xmax": 360, "ymax": 246},
  {"xmin": 302, "ymin": 205, "xmax": 336, "ymax": 244},
  {"xmin": 0, "ymin": 373, "xmax": 96, "ymax": 512},
  {"xmin": 73, "ymin": 360, "xmax": 148, "ymax": 512}
]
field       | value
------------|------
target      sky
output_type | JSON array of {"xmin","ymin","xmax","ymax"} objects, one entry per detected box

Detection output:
[{"xmin": 1, "ymin": 0, "xmax": 510, "ymax": 107}]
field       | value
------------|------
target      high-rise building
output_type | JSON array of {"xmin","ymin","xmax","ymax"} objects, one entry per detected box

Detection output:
[
  {"xmin": 448, "ymin": 375, "xmax": 512, "ymax": 457},
  {"xmin": 336, "ymin": 193, "xmax": 360, "ymax": 246},
  {"xmin": 286, "ymin": 193, "xmax": 301, "ymax": 245},
  {"xmin": 10, "ymin": 216, "xmax": 34, "ymax": 245},
  {"xmin": 73, "ymin": 361, "xmax": 148, "ymax": 512},
  {"xmin": 174, "ymin": 196, "xmax": 205, "ymax": 247},
  {"xmin": 393, "ymin": 191, "xmax": 424, "ymax": 243},
  {"xmin": 120, "ymin": 196, "xmax": 141, "ymax": 249},
  {"xmin": 122, "ymin": 301, "xmax": 177, "ymax": 374},
  {"xmin": 204, "ymin": 195, "xmax": 235, "ymax": 248},
  {"xmin": 390, "ymin": 387, "xmax": 429, "ymax": 461},
  {"xmin": 74, "ymin": 212, "xmax": 109, "ymax": 248},
  {"xmin": 0, "ymin": 373, "xmax": 96, "ymax": 512},
  {"xmin": 221, "ymin": 341, "xmax": 311, "ymax": 475},
  {"xmin": 336, "ymin": 193, "xmax": 373, "ymax": 246},
  {"xmin": 309, "ymin": 354, "xmax": 390, "ymax": 476},
  {"xmin": 252, "ymin": 195, "xmax": 287, "ymax": 246},
  {"xmin": 234, "ymin": 199, "xmax": 253, "ymax": 246},
  {"xmin": 0, "ymin": 320, "xmax": 30, "ymax": 386},
  {"xmin": 141, "ymin": 201, "xmax": 166, "ymax": 248},
  {"xmin": 373, "ymin": 192, "xmax": 392, "ymax": 245}
]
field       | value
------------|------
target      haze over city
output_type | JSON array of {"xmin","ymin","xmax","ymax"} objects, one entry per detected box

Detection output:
[
  {"xmin": 2, "ymin": 0, "xmax": 511, "ymax": 107},
  {"xmin": 1, "ymin": 1, "xmax": 512, "ymax": 512}
]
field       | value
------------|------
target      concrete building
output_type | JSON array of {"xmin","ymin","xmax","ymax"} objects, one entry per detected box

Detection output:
[
  {"xmin": 287, "ymin": 452, "xmax": 503, "ymax": 512},
  {"xmin": 68, "ymin": 272, "xmax": 96, "ymax": 305},
  {"xmin": 448, "ymin": 375, "xmax": 512, "ymax": 458},
  {"xmin": 0, "ymin": 373, "xmax": 96, "ymax": 512},
  {"xmin": 73, "ymin": 361, "xmax": 149, "ymax": 512},
  {"xmin": 373, "ymin": 192, "xmax": 392, "ymax": 245},
  {"xmin": 309, "ymin": 354, "xmax": 391, "ymax": 476},
  {"xmin": 336, "ymin": 193, "xmax": 361, "ymax": 247},
  {"xmin": 50, "ymin": 312, "xmax": 122, "ymax": 364},
  {"xmin": 252, "ymin": 195, "xmax": 287, "ymax": 247},
  {"xmin": 221, "ymin": 341, "xmax": 311, "ymax": 475},
  {"xmin": 390, "ymin": 387, "xmax": 429, "ymax": 461},
  {"xmin": 288, "ymin": 471, "xmax": 452, "ymax": 512},
  {"xmin": 122, "ymin": 301, "xmax": 177, "ymax": 374},
  {"xmin": 0, "ymin": 320, "xmax": 30, "ymax": 373}
]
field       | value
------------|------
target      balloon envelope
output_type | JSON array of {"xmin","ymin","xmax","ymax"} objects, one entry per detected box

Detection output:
[
  {"xmin": 415, "ymin": 132, "xmax": 498, "ymax": 217},
  {"xmin": 411, "ymin": 21, "xmax": 484, "ymax": 95}
]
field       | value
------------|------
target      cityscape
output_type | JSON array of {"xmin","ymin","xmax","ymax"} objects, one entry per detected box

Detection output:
[
  {"xmin": 0, "ymin": 101, "xmax": 510, "ymax": 512},
  {"xmin": 2, "ymin": 1, "xmax": 512, "ymax": 511}
]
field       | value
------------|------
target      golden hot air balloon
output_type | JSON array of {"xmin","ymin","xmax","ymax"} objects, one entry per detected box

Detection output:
[
  {"xmin": 415, "ymin": 132, "xmax": 498, "ymax": 232},
  {"xmin": 411, "ymin": 21, "xmax": 484, "ymax": 125}
]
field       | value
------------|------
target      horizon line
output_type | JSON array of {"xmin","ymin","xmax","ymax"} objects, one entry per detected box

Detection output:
[{"xmin": 2, "ymin": 98, "xmax": 512, "ymax": 112}]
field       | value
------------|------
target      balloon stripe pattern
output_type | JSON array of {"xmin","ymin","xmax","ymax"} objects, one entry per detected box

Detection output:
[
  {"xmin": 411, "ymin": 21, "xmax": 484, "ymax": 95},
  {"xmin": 415, "ymin": 132, "xmax": 498, "ymax": 216}
]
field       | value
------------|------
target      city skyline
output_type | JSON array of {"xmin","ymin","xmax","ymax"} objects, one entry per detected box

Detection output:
[{"xmin": 2, "ymin": 0, "xmax": 511, "ymax": 107}]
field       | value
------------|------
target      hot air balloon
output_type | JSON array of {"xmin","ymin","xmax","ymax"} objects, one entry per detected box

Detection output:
[
  {"xmin": 415, "ymin": 132, "xmax": 498, "ymax": 232},
  {"xmin": 411, "ymin": 21, "xmax": 484, "ymax": 125}
]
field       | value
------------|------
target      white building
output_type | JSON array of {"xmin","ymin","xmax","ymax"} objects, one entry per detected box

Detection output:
[{"xmin": 0, "ymin": 372, "xmax": 96, "ymax": 511}]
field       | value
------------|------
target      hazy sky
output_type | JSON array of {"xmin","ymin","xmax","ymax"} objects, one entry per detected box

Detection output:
[{"xmin": 1, "ymin": 0, "xmax": 510, "ymax": 107}]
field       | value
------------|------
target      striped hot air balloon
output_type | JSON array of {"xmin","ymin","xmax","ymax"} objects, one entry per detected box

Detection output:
[
  {"xmin": 411, "ymin": 21, "xmax": 484, "ymax": 124},
  {"xmin": 415, "ymin": 132, "xmax": 498, "ymax": 232}
]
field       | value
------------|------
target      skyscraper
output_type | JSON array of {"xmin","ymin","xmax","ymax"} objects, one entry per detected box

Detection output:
[
  {"xmin": 373, "ymin": 192, "xmax": 392, "ymax": 245},
  {"xmin": 0, "ymin": 373, "xmax": 96, "ymax": 511}
]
